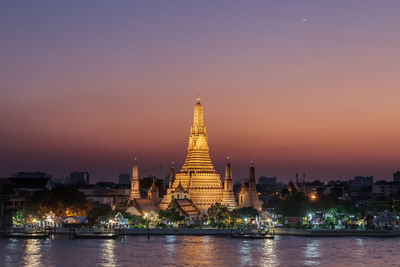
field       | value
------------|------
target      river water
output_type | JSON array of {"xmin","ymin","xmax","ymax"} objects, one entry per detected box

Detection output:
[{"xmin": 1, "ymin": 235, "xmax": 398, "ymax": 266}]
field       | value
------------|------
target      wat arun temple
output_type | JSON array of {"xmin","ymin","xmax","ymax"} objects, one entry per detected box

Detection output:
[{"xmin": 126, "ymin": 97, "xmax": 261, "ymax": 216}]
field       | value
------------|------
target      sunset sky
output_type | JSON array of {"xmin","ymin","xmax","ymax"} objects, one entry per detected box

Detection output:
[{"xmin": 1, "ymin": 1, "xmax": 399, "ymax": 182}]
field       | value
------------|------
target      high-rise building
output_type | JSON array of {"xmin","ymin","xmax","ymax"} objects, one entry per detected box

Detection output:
[
  {"xmin": 69, "ymin": 172, "xmax": 90, "ymax": 185},
  {"xmin": 350, "ymin": 176, "xmax": 374, "ymax": 189},
  {"xmin": 119, "ymin": 174, "xmax": 130, "ymax": 184},
  {"xmin": 394, "ymin": 171, "xmax": 400, "ymax": 182},
  {"xmin": 13, "ymin": 172, "xmax": 52, "ymax": 179}
]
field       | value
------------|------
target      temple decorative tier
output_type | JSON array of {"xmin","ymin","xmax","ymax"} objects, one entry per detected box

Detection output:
[{"xmin": 160, "ymin": 97, "xmax": 224, "ymax": 212}]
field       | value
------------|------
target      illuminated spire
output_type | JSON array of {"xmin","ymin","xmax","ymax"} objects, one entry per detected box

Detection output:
[
  {"xmin": 160, "ymin": 97, "xmax": 224, "ymax": 212},
  {"xmin": 224, "ymin": 157, "xmax": 232, "ymax": 191},
  {"xmin": 180, "ymin": 97, "xmax": 215, "ymax": 173},
  {"xmin": 193, "ymin": 96, "xmax": 204, "ymax": 127},
  {"xmin": 221, "ymin": 156, "xmax": 236, "ymax": 209},
  {"xmin": 247, "ymin": 161, "xmax": 261, "ymax": 211},
  {"xmin": 129, "ymin": 156, "xmax": 141, "ymax": 200}
]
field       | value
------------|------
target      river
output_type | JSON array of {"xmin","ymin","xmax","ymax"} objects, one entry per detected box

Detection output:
[{"xmin": 1, "ymin": 235, "xmax": 398, "ymax": 266}]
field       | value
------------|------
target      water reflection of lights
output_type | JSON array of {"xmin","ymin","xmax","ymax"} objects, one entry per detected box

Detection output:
[
  {"xmin": 355, "ymin": 238, "xmax": 365, "ymax": 260},
  {"xmin": 5, "ymin": 238, "xmax": 19, "ymax": 265},
  {"xmin": 240, "ymin": 240, "xmax": 251, "ymax": 265},
  {"xmin": 201, "ymin": 236, "xmax": 213, "ymax": 256},
  {"xmin": 303, "ymin": 239, "xmax": 321, "ymax": 265},
  {"xmin": 23, "ymin": 239, "xmax": 42, "ymax": 267},
  {"xmin": 165, "ymin": 235, "xmax": 176, "ymax": 262},
  {"xmin": 261, "ymin": 239, "xmax": 278, "ymax": 266},
  {"xmin": 101, "ymin": 240, "xmax": 116, "ymax": 267},
  {"xmin": 202, "ymin": 236, "xmax": 210, "ymax": 243}
]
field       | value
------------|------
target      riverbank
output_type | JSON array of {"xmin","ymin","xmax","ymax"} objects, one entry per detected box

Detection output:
[
  {"xmin": 271, "ymin": 227, "xmax": 400, "ymax": 237},
  {"xmin": 1, "ymin": 227, "xmax": 242, "ymax": 236},
  {"xmin": 3, "ymin": 227, "xmax": 400, "ymax": 237}
]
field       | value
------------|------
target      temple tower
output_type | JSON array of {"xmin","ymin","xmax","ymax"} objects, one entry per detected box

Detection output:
[
  {"xmin": 221, "ymin": 157, "xmax": 237, "ymax": 210},
  {"xmin": 129, "ymin": 157, "xmax": 141, "ymax": 200},
  {"xmin": 159, "ymin": 162, "xmax": 175, "ymax": 209},
  {"xmin": 160, "ymin": 97, "xmax": 223, "ymax": 211},
  {"xmin": 248, "ymin": 161, "xmax": 262, "ymax": 211},
  {"xmin": 238, "ymin": 179, "xmax": 250, "ymax": 208},
  {"xmin": 148, "ymin": 178, "xmax": 159, "ymax": 204}
]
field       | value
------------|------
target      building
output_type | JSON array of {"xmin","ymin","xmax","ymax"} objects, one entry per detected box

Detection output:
[
  {"xmin": 125, "ymin": 159, "xmax": 158, "ymax": 216},
  {"xmin": 257, "ymin": 176, "xmax": 286, "ymax": 199},
  {"xmin": 236, "ymin": 162, "xmax": 262, "ymax": 211},
  {"xmin": 350, "ymin": 176, "xmax": 374, "ymax": 190},
  {"xmin": 221, "ymin": 157, "xmax": 237, "ymax": 210},
  {"xmin": 170, "ymin": 198, "xmax": 201, "ymax": 225},
  {"xmin": 373, "ymin": 180, "xmax": 400, "ymax": 198},
  {"xmin": 258, "ymin": 177, "xmax": 277, "ymax": 187},
  {"xmin": 324, "ymin": 180, "xmax": 349, "ymax": 200},
  {"xmin": 373, "ymin": 210, "xmax": 399, "ymax": 228},
  {"xmin": 147, "ymin": 178, "xmax": 160, "ymax": 204},
  {"xmin": 119, "ymin": 174, "xmax": 130, "ymax": 184},
  {"xmin": 0, "ymin": 177, "xmax": 53, "ymax": 225},
  {"xmin": 75, "ymin": 182, "xmax": 130, "ymax": 209},
  {"xmin": 238, "ymin": 180, "xmax": 250, "ymax": 208},
  {"xmin": 130, "ymin": 97, "xmax": 260, "ymax": 213},
  {"xmin": 394, "ymin": 171, "xmax": 400, "ymax": 182},
  {"xmin": 129, "ymin": 158, "xmax": 141, "ymax": 200},
  {"xmin": 159, "ymin": 97, "xmax": 225, "ymax": 212},
  {"xmin": 12, "ymin": 172, "xmax": 52, "ymax": 179},
  {"xmin": 66, "ymin": 172, "xmax": 90, "ymax": 185}
]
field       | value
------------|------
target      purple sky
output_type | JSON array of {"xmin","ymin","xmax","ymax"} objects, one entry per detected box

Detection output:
[{"xmin": 1, "ymin": 1, "xmax": 400, "ymax": 183}]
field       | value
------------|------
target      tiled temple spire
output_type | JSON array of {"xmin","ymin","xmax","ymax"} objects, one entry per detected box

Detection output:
[
  {"xmin": 221, "ymin": 157, "xmax": 237, "ymax": 210},
  {"xmin": 129, "ymin": 157, "xmax": 141, "ymax": 200}
]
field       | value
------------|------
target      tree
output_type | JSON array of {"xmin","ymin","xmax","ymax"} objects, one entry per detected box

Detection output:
[
  {"xmin": 274, "ymin": 192, "xmax": 309, "ymax": 217},
  {"xmin": 207, "ymin": 203, "xmax": 232, "ymax": 227},
  {"xmin": 87, "ymin": 205, "xmax": 115, "ymax": 224},
  {"xmin": 30, "ymin": 187, "xmax": 88, "ymax": 217},
  {"xmin": 159, "ymin": 207, "xmax": 184, "ymax": 223},
  {"xmin": 236, "ymin": 207, "xmax": 259, "ymax": 218}
]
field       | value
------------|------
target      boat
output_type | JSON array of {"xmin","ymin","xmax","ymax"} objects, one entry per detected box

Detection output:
[
  {"xmin": 3, "ymin": 232, "xmax": 50, "ymax": 239},
  {"xmin": 231, "ymin": 228, "xmax": 275, "ymax": 239},
  {"xmin": 72, "ymin": 232, "xmax": 122, "ymax": 239},
  {"xmin": 231, "ymin": 233, "xmax": 274, "ymax": 239}
]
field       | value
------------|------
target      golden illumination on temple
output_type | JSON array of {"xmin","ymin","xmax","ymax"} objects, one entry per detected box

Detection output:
[
  {"xmin": 157, "ymin": 97, "xmax": 262, "ymax": 213},
  {"xmin": 160, "ymin": 97, "xmax": 226, "ymax": 211}
]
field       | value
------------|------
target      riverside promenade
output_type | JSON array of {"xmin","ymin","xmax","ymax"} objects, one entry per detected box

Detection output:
[
  {"xmin": 271, "ymin": 227, "xmax": 400, "ymax": 237},
  {"xmin": 1, "ymin": 228, "xmax": 242, "ymax": 236},
  {"xmin": 3, "ymin": 227, "xmax": 400, "ymax": 237}
]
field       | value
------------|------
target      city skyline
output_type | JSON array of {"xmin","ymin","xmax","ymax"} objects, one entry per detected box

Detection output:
[{"xmin": 1, "ymin": 1, "xmax": 400, "ymax": 182}]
